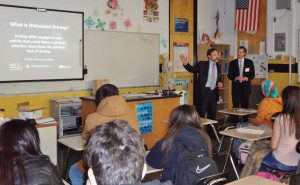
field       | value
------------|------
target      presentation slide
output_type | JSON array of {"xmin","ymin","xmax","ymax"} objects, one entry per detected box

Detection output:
[{"xmin": 0, "ymin": 5, "xmax": 83, "ymax": 82}]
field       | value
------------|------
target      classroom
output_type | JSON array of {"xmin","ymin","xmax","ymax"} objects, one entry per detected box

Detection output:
[{"xmin": 0, "ymin": 0, "xmax": 299, "ymax": 185}]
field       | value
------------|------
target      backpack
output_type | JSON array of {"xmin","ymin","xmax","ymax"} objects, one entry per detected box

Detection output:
[
  {"xmin": 239, "ymin": 141, "xmax": 253, "ymax": 164},
  {"xmin": 170, "ymin": 143, "xmax": 219, "ymax": 185}
]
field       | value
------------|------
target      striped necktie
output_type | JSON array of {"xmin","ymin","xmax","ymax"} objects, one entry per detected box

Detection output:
[
  {"xmin": 239, "ymin": 61, "xmax": 243, "ymax": 76},
  {"xmin": 210, "ymin": 63, "xmax": 216, "ymax": 90}
]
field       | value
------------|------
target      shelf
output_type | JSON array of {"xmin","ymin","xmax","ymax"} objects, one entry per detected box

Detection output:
[
  {"xmin": 60, "ymin": 115, "xmax": 81, "ymax": 118},
  {"xmin": 221, "ymin": 73, "xmax": 228, "ymax": 75}
]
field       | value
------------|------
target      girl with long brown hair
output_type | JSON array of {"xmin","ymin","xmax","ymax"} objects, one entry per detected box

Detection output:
[
  {"xmin": 146, "ymin": 105, "xmax": 213, "ymax": 182},
  {"xmin": 0, "ymin": 119, "xmax": 63, "ymax": 185},
  {"xmin": 259, "ymin": 86, "xmax": 300, "ymax": 173}
]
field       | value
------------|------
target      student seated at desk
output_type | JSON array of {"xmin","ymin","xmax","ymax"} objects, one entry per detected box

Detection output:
[
  {"xmin": 257, "ymin": 86, "xmax": 300, "ymax": 177},
  {"xmin": 232, "ymin": 80, "xmax": 283, "ymax": 158},
  {"xmin": 69, "ymin": 84, "xmax": 139, "ymax": 185},
  {"xmin": 0, "ymin": 119, "xmax": 63, "ymax": 185},
  {"xmin": 241, "ymin": 86, "xmax": 300, "ymax": 179},
  {"xmin": 146, "ymin": 105, "xmax": 218, "ymax": 184},
  {"xmin": 82, "ymin": 84, "xmax": 139, "ymax": 140},
  {"xmin": 85, "ymin": 120, "xmax": 172, "ymax": 185}
]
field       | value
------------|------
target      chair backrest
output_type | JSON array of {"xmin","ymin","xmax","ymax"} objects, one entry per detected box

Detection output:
[
  {"xmin": 196, "ymin": 173, "xmax": 227, "ymax": 185},
  {"xmin": 296, "ymin": 141, "xmax": 300, "ymax": 154}
]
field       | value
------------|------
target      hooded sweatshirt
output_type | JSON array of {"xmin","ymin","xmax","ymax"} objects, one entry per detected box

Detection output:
[
  {"xmin": 146, "ymin": 124, "xmax": 208, "ymax": 182},
  {"xmin": 81, "ymin": 95, "xmax": 138, "ymax": 140},
  {"xmin": 250, "ymin": 97, "xmax": 283, "ymax": 127}
]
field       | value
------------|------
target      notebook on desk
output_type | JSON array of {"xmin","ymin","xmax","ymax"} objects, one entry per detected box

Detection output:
[{"xmin": 236, "ymin": 128, "xmax": 265, "ymax": 135}]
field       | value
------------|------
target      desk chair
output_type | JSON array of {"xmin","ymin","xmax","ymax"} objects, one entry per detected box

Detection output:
[{"xmin": 196, "ymin": 173, "xmax": 227, "ymax": 185}]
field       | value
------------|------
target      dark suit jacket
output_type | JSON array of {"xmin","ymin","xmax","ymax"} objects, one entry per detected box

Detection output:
[
  {"xmin": 228, "ymin": 58, "xmax": 255, "ymax": 95},
  {"xmin": 184, "ymin": 61, "xmax": 221, "ymax": 103}
]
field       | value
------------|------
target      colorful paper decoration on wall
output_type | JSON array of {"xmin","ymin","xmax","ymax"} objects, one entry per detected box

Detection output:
[
  {"xmin": 214, "ymin": 10, "xmax": 222, "ymax": 41},
  {"xmin": 84, "ymin": 16, "xmax": 96, "ymax": 29},
  {"xmin": 93, "ymin": 10, "xmax": 99, "ymax": 17},
  {"xmin": 95, "ymin": 19, "xmax": 106, "ymax": 31},
  {"xmin": 106, "ymin": 0, "xmax": 123, "ymax": 20},
  {"xmin": 123, "ymin": 18, "xmax": 132, "ymax": 29},
  {"xmin": 175, "ymin": 18, "xmax": 188, "ymax": 32},
  {"xmin": 143, "ymin": 0, "xmax": 159, "ymax": 22},
  {"xmin": 109, "ymin": 21, "xmax": 117, "ymax": 30},
  {"xmin": 136, "ymin": 102, "xmax": 153, "ymax": 134}
]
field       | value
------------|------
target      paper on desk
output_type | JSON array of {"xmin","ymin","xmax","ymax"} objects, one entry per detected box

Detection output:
[{"xmin": 236, "ymin": 128, "xmax": 265, "ymax": 135}]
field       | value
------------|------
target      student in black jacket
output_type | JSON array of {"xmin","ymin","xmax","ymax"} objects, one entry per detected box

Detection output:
[
  {"xmin": 180, "ymin": 49, "xmax": 222, "ymax": 120},
  {"xmin": 228, "ymin": 46, "xmax": 255, "ymax": 108},
  {"xmin": 146, "ymin": 105, "xmax": 212, "ymax": 182},
  {"xmin": 0, "ymin": 120, "xmax": 63, "ymax": 185}
]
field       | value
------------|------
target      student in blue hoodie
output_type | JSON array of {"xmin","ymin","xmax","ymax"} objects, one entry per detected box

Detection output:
[{"xmin": 146, "ymin": 105, "xmax": 212, "ymax": 182}]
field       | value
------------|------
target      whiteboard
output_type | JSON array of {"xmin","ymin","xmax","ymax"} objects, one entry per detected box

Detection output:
[
  {"xmin": 84, "ymin": 30, "xmax": 160, "ymax": 88},
  {"xmin": 0, "ymin": 30, "xmax": 159, "ymax": 95}
]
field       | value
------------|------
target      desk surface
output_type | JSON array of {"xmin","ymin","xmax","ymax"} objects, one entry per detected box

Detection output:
[
  {"xmin": 35, "ymin": 122, "xmax": 59, "ymax": 128},
  {"xmin": 226, "ymin": 175, "xmax": 283, "ymax": 185},
  {"xmin": 202, "ymin": 118, "xmax": 218, "ymax": 125},
  {"xmin": 162, "ymin": 118, "xmax": 218, "ymax": 125},
  {"xmin": 58, "ymin": 136, "xmax": 162, "ymax": 174},
  {"xmin": 58, "ymin": 136, "xmax": 85, "ymax": 151},
  {"xmin": 218, "ymin": 108, "xmax": 257, "ymax": 116},
  {"xmin": 219, "ymin": 126, "xmax": 272, "ymax": 141}
]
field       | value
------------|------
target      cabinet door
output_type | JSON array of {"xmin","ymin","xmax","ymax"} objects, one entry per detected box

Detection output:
[{"xmin": 37, "ymin": 126, "xmax": 57, "ymax": 165}]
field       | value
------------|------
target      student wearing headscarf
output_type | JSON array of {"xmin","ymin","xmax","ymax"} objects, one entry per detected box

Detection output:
[{"xmin": 232, "ymin": 80, "xmax": 283, "ymax": 158}]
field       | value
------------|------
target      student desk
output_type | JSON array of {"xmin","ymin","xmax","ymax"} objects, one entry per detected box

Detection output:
[
  {"xmin": 202, "ymin": 118, "xmax": 220, "ymax": 143},
  {"xmin": 226, "ymin": 175, "xmax": 284, "ymax": 185},
  {"xmin": 218, "ymin": 108, "xmax": 257, "ymax": 124},
  {"xmin": 219, "ymin": 126, "xmax": 272, "ymax": 179},
  {"xmin": 58, "ymin": 135, "xmax": 161, "ymax": 179},
  {"xmin": 80, "ymin": 94, "xmax": 181, "ymax": 149}
]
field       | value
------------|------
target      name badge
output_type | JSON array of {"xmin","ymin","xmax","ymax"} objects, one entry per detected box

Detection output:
[{"xmin": 245, "ymin": 68, "xmax": 250, "ymax": 72}]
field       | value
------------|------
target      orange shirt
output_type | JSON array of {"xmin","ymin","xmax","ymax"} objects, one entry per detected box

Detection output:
[{"xmin": 250, "ymin": 97, "xmax": 283, "ymax": 127}]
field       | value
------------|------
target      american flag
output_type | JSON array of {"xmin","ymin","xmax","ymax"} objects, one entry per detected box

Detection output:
[{"xmin": 235, "ymin": 0, "xmax": 260, "ymax": 32}]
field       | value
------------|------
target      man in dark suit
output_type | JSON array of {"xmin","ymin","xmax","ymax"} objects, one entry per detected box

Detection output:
[
  {"xmin": 180, "ymin": 48, "xmax": 222, "ymax": 120},
  {"xmin": 228, "ymin": 46, "xmax": 255, "ymax": 108}
]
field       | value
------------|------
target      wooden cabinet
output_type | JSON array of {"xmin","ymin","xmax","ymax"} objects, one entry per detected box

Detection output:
[{"xmin": 80, "ymin": 96, "xmax": 181, "ymax": 149}]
